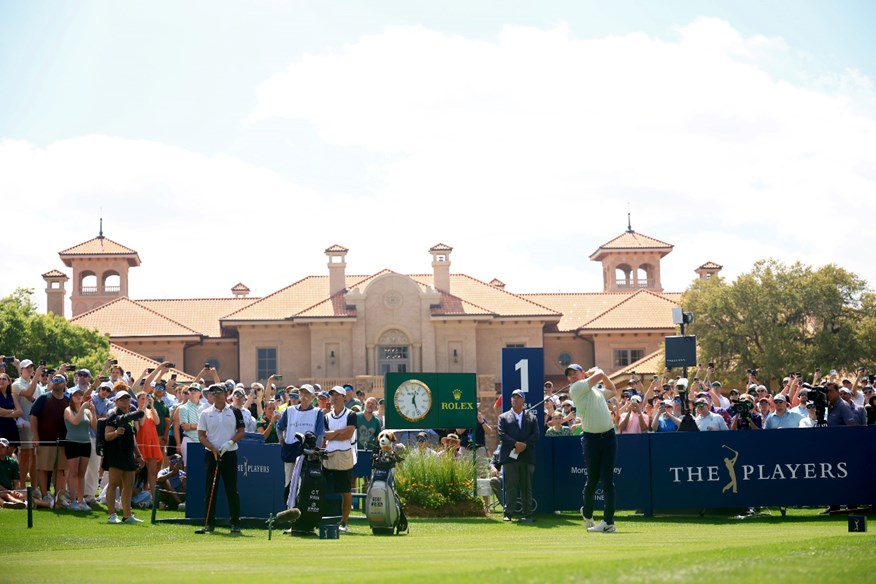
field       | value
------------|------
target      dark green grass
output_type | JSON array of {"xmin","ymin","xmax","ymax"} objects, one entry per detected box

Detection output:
[{"xmin": 2, "ymin": 507, "xmax": 873, "ymax": 583}]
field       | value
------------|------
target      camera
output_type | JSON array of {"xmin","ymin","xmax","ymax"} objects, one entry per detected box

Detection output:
[
  {"xmin": 733, "ymin": 399, "xmax": 752, "ymax": 427},
  {"xmin": 708, "ymin": 362, "xmax": 715, "ymax": 368},
  {"xmin": 39, "ymin": 360, "xmax": 46, "ymax": 367},
  {"xmin": 747, "ymin": 368, "xmax": 757, "ymax": 376},
  {"xmin": 171, "ymin": 373, "xmax": 177, "ymax": 380},
  {"xmin": 204, "ymin": 362, "xmax": 211, "ymax": 369},
  {"xmin": 110, "ymin": 359, "xmax": 118, "ymax": 365}
]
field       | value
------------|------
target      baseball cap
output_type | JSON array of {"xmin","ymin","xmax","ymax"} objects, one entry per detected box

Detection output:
[
  {"xmin": 711, "ymin": 381, "xmax": 722, "ymax": 388},
  {"xmin": 189, "ymin": 383, "xmax": 202, "ymax": 392},
  {"xmin": 98, "ymin": 381, "xmax": 113, "ymax": 391},
  {"xmin": 250, "ymin": 382, "xmax": 264, "ymax": 391},
  {"xmin": 729, "ymin": 388, "xmax": 740, "ymax": 395},
  {"xmin": 208, "ymin": 384, "xmax": 228, "ymax": 394},
  {"xmin": 630, "ymin": 395, "xmax": 643, "ymax": 403},
  {"xmin": 564, "ymin": 364, "xmax": 584, "ymax": 376},
  {"xmin": 773, "ymin": 394, "xmax": 787, "ymax": 402},
  {"xmin": 317, "ymin": 391, "xmax": 329, "ymax": 399},
  {"xmin": 662, "ymin": 399, "xmax": 674, "ymax": 406},
  {"xmin": 299, "ymin": 384, "xmax": 315, "ymax": 395},
  {"xmin": 839, "ymin": 387, "xmax": 851, "ymax": 394},
  {"xmin": 19, "ymin": 359, "xmax": 34, "ymax": 369},
  {"xmin": 0, "ymin": 438, "xmax": 9, "ymax": 447},
  {"xmin": 343, "ymin": 384, "xmax": 354, "ymax": 392},
  {"xmin": 511, "ymin": 389, "xmax": 526, "ymax": 398},
  {"xmin": 562, "ymin": 399, "xmax": 574, "ymax": 407},
  {"xmin": 77, "ymin": 369, "xmax": 91, "ymax": 377},
  {"xmin": 694, "ymin": 397, "xmax": 708, "ymax": 405},
  {"xmin": 114, "ymin": 391, "xmax": 132, "ymax": 402},
  {"xmin": 328, "ymin": 386, "xmax": 345, "ymax": 396},
  {"xmin": 231, "ymin": 389, "xmax": 245, "ymax": 398}
]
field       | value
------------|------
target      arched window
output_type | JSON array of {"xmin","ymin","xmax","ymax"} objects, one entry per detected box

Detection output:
[{"xmin": 378, "ymin": 329, "xmax": 410, "ymax": 374}]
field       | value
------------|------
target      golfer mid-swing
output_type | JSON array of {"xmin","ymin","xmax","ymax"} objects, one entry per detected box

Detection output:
[{"xmin": 195, "ymin": 384, "xmax": 245, "ymax": 534}]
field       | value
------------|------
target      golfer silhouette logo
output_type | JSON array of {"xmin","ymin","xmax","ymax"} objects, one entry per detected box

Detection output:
[
  {"xmin": 242, "ymin": 457, "xmax": 250, "ymax": 478},
  {"xmin": 851, "ymin": 518, "xmax": 861, "ymax": 532},
  {"xmin": 721, "ymin": 445, "xmax": 739, "ymax": 494}
]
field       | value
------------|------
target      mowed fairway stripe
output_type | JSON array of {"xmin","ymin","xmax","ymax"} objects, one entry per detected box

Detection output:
[{"xmin": 2, "ymin": 510, "xmax": 873, "ymax": 583}]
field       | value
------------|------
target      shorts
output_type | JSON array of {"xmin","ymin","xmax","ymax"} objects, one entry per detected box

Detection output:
[
  {"xmin": 36, "ymin": 445, "xmax": 67, "ymax": 471},
  {"xmin": 323, "ymin": 468, "xmax": 353, "ymax": 493},
  {"xmin": 64, "ymin": 441, "xmax": 92, "ymax": 460}
]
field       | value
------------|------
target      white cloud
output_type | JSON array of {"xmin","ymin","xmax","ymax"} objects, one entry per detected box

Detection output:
[{"xmin": 3, "ymin": 18, "xmax": 876, "ymax": 316}]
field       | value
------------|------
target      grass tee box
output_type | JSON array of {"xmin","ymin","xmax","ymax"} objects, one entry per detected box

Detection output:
[{"xmin": 3, "ymin": 509, "xmax": 874, "ymax": 583}]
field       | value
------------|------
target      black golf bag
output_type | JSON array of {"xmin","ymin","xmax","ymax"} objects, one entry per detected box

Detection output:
[
  {"xmin": 287, "ymin": 432, "xmax": 327, "ymax": 533},
  {"xmin": 365, "ymin": 450, "xmax": 408, "ymax": 535}
]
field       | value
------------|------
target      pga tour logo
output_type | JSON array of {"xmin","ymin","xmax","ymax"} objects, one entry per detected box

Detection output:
[{"xmin": 668, "ymin": 445, "xmax": 848, "ymax": 493}]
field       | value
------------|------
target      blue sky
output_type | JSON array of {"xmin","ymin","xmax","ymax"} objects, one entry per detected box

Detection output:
[{"xmin": 2, "ymin": 1, "xmax": 875, "ymax": 309}]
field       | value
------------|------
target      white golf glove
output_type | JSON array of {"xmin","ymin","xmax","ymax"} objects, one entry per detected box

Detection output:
[{"xmin": 219, "ymin": 440, "xmax": 234, "ymax": 456}]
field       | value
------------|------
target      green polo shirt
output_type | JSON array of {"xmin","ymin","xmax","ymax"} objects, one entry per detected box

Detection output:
[
  {"xmin": 0, "ymin": 456, "xmax": 20, "ymax": 490},
  {"xmin": 569, "ymin": 380, "xmax": 614, "ymax": 434}
]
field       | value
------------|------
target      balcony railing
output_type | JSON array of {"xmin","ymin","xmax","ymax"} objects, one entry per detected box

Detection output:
[
  {"xmin": 79, "ymin": 286, "xmax": 121, "ymax": 296},
  {"xmin": 614, "ymin": 279, "xmax": 654, "ymax": 289}
]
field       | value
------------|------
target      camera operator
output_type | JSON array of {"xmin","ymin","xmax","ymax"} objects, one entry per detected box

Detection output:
[
  {"xmin": 825, "ymin": 383, "xmax": 857, "ymax": 426},
  {"xmin": 729, "ymin": 393, "xmax": 762, "ymax": 430},
  {"xmin": 103, "ymin": 391, "xmax": 146, "ymax": 524},
  {"xmin": 865, "ymin": 394, "xmax": 876, "ymax": 426}
]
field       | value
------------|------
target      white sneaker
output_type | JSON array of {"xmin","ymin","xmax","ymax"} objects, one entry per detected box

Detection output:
[
  {"xmin": 42, "ymin": 495, "xmax": 55, "ymax": 510},
  {"xmin": 107, "ymin": 513, "xmax": 122, "ymax": 524},
  {"xmin": 80, "ymin": 501, "xmax": 92, "ymax": 511},
  {"xmin": 338, "ymin": 523, "xmax": 349, "ymax": 533},
  {"xmin": 586, "ymin": 520, "xmax": 616, "ymax": 533},
  {"xmin": 69, "ymin": 501, "xmax": 82, "ymax": 511},
  {"xmin": 177, "ymin": 502, "xmax": 185, "ymax": 511},
  {"xmin": 123, "ymin": 515, "xmax": 144, "ymax": 524}
]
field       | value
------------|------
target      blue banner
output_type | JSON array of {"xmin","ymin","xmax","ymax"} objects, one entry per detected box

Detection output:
[
  {"xmin": 185, "ymin": 441, "xmax": 285, "ymax": 520},
  {"xmin": 550, "ymin": 434, "xmax": 652, "ymax": 513},
  {"xmin": 649, "ymin": 426, "xmax": 876, "ymax": 509}
]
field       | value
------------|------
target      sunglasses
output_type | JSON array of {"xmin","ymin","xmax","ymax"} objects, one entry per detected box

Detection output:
[{"xmin": 695, "ymin": 403, "xmax": 708, "ymax": 408}]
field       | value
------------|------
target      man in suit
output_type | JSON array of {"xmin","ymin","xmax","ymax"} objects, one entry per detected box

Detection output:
[{"xmin": 497, "ymin": 389, "xmax": 540, "ymax": 523}]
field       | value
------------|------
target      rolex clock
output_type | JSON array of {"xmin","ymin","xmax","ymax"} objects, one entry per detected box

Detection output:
[{"xmin": 393, "ymin": 378, "xmax": 433, "ymax": 423}]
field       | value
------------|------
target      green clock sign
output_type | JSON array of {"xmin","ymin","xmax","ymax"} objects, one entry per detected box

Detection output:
[{"xmin": 384, "ymin": 373, "xmax": 477, "ymax": 429}]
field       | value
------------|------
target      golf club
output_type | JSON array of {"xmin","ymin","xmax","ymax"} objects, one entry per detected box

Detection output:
[{"xmin": 196, "ymin": 459, "xmax": 220, "ymax": 534}]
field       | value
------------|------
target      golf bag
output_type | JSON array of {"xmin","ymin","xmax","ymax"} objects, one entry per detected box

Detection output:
[
  {"xmin": 365, "ymin": 450, "xmax": 408, "ymax": 535},
  {"xmin": 286, "ymin": 432, "xmax": 327, "ymax": 533}
]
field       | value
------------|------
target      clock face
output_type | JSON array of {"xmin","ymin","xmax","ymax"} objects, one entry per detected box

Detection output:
[{"xmin": 394, "ymin": 379, "xmax": 432, "ymax": 422}]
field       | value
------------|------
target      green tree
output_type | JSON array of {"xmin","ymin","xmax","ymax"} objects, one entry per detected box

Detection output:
[
  {"xmin": 682, "ymin": 260, "xmax": 871, "ymax": 388},
  {"xmin": 0, "ymin": 288, "xmax": 111, "ymax": 376}
]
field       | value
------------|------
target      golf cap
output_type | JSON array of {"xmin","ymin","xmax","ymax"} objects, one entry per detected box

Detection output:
[
  {"xmin": 511, "ymin": 389, "xmax": 526, "ymax": 398},
  {"xmin": 0, "ymin": 438, "xmax": 9, "ymax": 447},
  {"xmin": 343, "ymin": 384, "xmax": 354, "ymax": 392},
  {"xmin": 564, "ymin": 364, "xmax": 584, "ymax": 376},
  {"xmin": 694, "ymin": 397, "xmax": 708, "ymax": 405},
  {"xmin": 317, "ymin": 391, "xmax": 329, "ymax": 399},
  {"xmin": 662, "ymin": 399, "xmax": 674, "ymax": 406},
  {"xmin": 114, "ymin": 391, "xmax": 132, "ymax": 401},
  {"xmin": 711, "ymin": 381, "xmax": 722, "ymax": 388},
  {"xmin": 231, "ymin": 389, "xmax": 245, "ymax": 398},
  {"xmin": 773, "ymin": 394, "xmax": 787, "ymax": 402},
  {"xmin": 729, "ymin": 388, "xmax": 740, "ymax": 395},
  {"xmin": 208, "ymin": 384, "xmax": 227, "ymax": 394},
  {"xmin": 19, "ymin": 359, "xmax": 34, "ymax": 369},
  {"xmin": 328, "ymin": 386, "xmax": 345, "ymax": 396},
  {"xmin": 839, "ymin": 387, "xmax": 851, "ymax": 394},
  {"xmin": 77, "ymin": 369, "xmax": 91, "ymax": 377},
  {"xmin": 98, "ymin": 381, "xmax": 113, "ymax": 390},
  {"xmin": 189, "ymin": 383, "xmax": 202, "ymax": 392},
  {"xmin": 299, "ymin": 384, "xmax": 315, "ymax": 395},
  {"xmin": 630, "ymin": 395, "xmax": 643, "ymax": 403}
]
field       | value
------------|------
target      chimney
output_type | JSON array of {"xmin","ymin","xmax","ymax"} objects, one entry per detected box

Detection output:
[
  {"xmin": 231, "ymin": 283, "xmax": 250, "ymax": 298},
  {"xmin": 429, "ymin": 243, "xmax": 453, "ymax": 293},
  {"xmin": 43, "ymin": 270, "xmax": 69, "ymax": 317},
  {"xmin": 326, "ymin": 245, "xmax": 349, "ymax": 295}
]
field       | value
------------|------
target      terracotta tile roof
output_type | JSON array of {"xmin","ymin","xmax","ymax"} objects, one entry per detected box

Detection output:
[
  {"xmin": 580, "ymin": 289, "xmax": 680, "ymax": 330},
  {"xmin": 410, "ymin": 274, "xmax": 560, "ymax": 318},
  {"xmin": 42, "ymin": 269, "xmax": 68, "ymax": 278},
  {"xmin": 610, "ymin": 348, "xmax": 664, "ymax": 381},
  {"xmin": 59, "ymin": 236, "xmax": 141, "ymax": 267},
  {"xmin": 698, "ymin": 261, "xmax": 723, "ymax": 270},
  {"xmin": 520, "ymin": 293, "xmax": 630, "ymax": 331},
  {"xmin": 139, "ymin": 298, "xmax": 260, "ymax": 336},
  {"xmin": 325, "ymin": 244, "xmax": 348, "ymax": 253},
  {"xmin": 71, "ymin": 297, "xmax": 201, "ymax": 337},
  {"xmin": 429, "ymin": 243, "xmax": 453, "ymax": 252},
  {"xmin": 590, "ymin": 231, "xmax": 673, "ymax": 260},
  {"xmin": 109, "ymin": 343, "xmax": 194, "ymax": 382},
  {"xmin": 222, "ymin": 273, "xmax": 388, "ymax": 321}
]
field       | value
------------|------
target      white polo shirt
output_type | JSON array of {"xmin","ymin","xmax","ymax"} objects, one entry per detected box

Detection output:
[{"xmin": 197, "ymin": 404, "xmax": 242, "ymax": 450}]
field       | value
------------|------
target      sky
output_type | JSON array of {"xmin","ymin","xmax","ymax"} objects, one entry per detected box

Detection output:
[{"xmin": 2, "ymin": 1, "xmax": 875, "ymax": 313}]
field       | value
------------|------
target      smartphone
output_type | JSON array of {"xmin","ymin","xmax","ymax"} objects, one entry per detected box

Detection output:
[
  {"xmin": 2, "ymin": 357, "xmax": 14, "ymax": 364},
  {"xmin": 275, "ymin": 374, "xmax": 283, "ymax": 382},
  {"xmin": 110, "ymin": 359, "xmax": 118, "ymax": 365},
  {"xmin": 147, "ymin": 368, "xmax": 155, "ymax": 374},
  {"xmin": 99, "ymin": 376, "xmax": 109, "ymax": 382},
  {"xmin": 204, "ymin": 363, "xmax": 211, "ymax": 369},
  {"xmin": 39, "ymin": 360, "xmax": 46, "ymax": 367},
  {"xmin": 166, "ymin": 362, "xmax": 176, "ymax": 368},
  {"xmin": 171, "ymin": 373, "xmax": 177, "ymax": 381}
]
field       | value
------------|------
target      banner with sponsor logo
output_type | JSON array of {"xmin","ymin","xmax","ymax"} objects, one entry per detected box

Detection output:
[
  {"xmin": 551, "ymin": 433, "xmax": 651, "ymax": 513},
  {"xmin": 649, "ymin": 426, "xmax": 876, "ymax": 509},
  {"xmin": 186, "ymin": 441, "xmax": 285, "ymax": 520}
]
